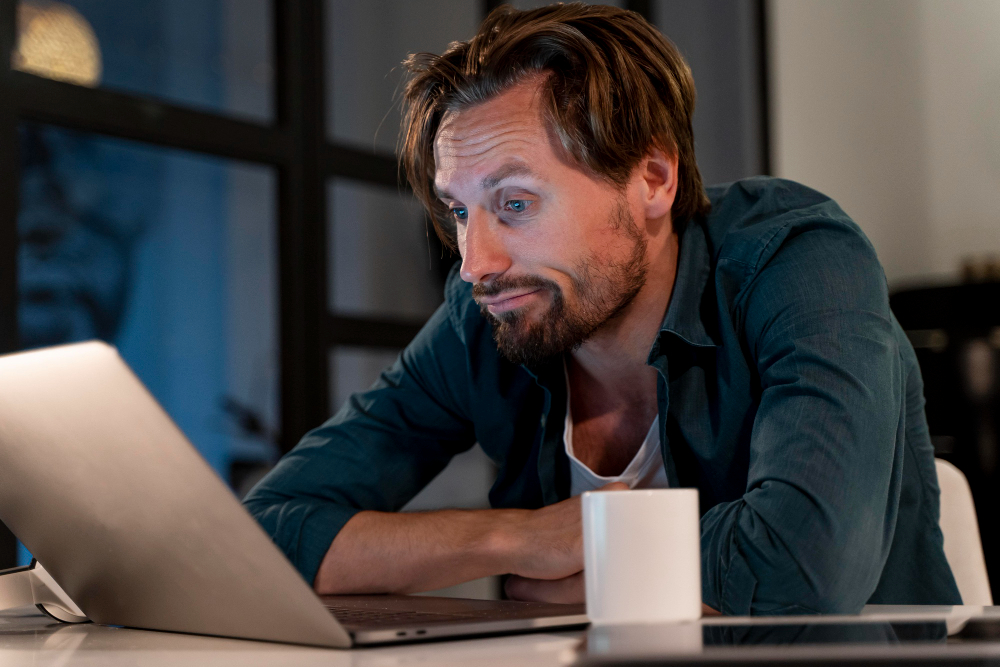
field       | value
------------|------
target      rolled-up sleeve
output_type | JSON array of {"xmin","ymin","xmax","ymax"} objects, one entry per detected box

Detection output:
[
  {"xmin": 701, "ymin": 218, "xmax": 905, "ymax": 615},
  {"xmin": 242, "ymin": 303, "xmax": 477, "ymax": 585}
]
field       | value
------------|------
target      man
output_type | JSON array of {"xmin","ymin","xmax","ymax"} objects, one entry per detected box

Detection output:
[{"xmin": 244, "ymin": 4, "xmax": 961, "ymax": 614}]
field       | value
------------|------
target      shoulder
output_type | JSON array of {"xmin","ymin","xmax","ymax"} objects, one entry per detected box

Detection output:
[
  {"xmin": 701, "ymin": 177, "xmax": 884, "ymax": 293},
  {"xmin": 699, "ymin": 178, "xmax": 892, "ymax": 345},
  {"xmin": 703, "ymin": 177, "xmax": 873, "ymax": 270}
]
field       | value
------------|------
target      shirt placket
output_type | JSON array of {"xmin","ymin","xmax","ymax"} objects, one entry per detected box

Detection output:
[
  {"xmin": 650, "ymin": 350, "xmax": 681, "ymax": 488},
  {"xmin": 526, "ymin": 358, "xmax": 571, "ymax": 505}
]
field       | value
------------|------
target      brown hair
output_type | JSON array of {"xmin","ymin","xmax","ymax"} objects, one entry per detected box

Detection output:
[{"xmin": 400, "ymin": 2, "xmax": 711, "ymax": 250}]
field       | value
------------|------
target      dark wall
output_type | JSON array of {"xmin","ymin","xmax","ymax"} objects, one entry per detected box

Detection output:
[{"xmin": 656, "ymin": 0, "xmax": 769, "ymax": 184}]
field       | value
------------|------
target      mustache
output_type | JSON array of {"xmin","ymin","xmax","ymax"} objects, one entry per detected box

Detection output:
[{"xmin": 472, "ymin": 275, "xmax": 557, "ymax": 299}]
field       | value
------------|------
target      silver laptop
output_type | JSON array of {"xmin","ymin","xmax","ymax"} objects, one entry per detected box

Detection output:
[{"xmin": 0, "ymin": 342, "xmax": 587, "ymax": 647}]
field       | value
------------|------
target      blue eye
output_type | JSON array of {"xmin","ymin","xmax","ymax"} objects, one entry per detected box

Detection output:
[
  {"xmin": 450, "ymin": 207, "xmax": 468, "ymax": 222},
  {"xmin": 504, "ymin": 200, "xmax": 530, "ymax": 213}
]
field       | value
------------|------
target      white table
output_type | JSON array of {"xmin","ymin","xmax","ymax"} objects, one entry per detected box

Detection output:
[{"xmin": 0, "ymin": 604, "xmax": 997, "ymax": 667}]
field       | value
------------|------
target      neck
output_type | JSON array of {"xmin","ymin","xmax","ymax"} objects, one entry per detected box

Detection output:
[{"xmin": 570, "ymin": 227, "xmax": 679, "ymax": 393}]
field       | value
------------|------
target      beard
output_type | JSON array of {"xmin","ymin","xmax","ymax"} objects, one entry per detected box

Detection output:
[{"xmin": 474, "ymin": 198, "xmax": 649, "ymax": 367}]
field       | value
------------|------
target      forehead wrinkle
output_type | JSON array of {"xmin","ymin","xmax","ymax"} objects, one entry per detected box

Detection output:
[
  {"xmin": 438, "ymin": 111, "xmax": 527, "ymax": 143},
  {"xmin": 434, "ymin": 87, "xmax": 549, "ymax": 198},
  {"xmin": 434, "ymin": 130, "xmax": 540, "ymax": 198},
  {"xmin": 436, "ymin": 125, "xmax": 537, "ymax": 161}
]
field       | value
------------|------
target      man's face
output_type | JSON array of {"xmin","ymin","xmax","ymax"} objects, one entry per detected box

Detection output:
[{"xmin": 433, "ymin": 76, "xmax": 650, "ymax": 366}]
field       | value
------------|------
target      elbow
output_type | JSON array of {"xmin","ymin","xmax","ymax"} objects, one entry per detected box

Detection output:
[
  {"xmin": 749, "ymin": 542, "xmax": 882, "ymax": 615},
  {"xmin": 768, "ymin": 586, "xmax": 869, "ymax": 617}
]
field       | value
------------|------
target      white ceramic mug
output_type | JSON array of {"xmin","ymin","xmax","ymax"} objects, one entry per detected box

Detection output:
[{"xmin": 581, "ymin": 488, "xmax": 701, "ymax": 625}]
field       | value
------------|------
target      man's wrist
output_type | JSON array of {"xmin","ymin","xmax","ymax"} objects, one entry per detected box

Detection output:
[{"xmin": 471, "ymin": 508, "xmax": 529, "ymax": 576}]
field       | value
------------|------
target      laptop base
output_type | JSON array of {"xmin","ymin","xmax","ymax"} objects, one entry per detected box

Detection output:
[{"xmin": 322, "ymin": 594, "xmax": 588, "ymax": 646}]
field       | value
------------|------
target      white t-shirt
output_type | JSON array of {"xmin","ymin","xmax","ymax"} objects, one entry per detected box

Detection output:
[{"xmin": 563, "ymin": 362, "xmax": 669, "ymax": 496}]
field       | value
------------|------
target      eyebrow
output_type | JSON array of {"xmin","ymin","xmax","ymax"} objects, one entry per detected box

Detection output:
[
  {"xmin": 481, "ymin": 162, "xmax": 535, "ymax": 190},
  {"xmin": 434, "ymin": 161, "xmax": 537, "ymax": 200}
]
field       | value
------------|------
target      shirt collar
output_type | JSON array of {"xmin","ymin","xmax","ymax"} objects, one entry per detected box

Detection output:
[
  {"xmin": 647, "ymin": 220, "xmax": 718, "ymax": 365},
  {"xmin": 522, "ymin": 218, "xmax": 718, "ymax": 381}
]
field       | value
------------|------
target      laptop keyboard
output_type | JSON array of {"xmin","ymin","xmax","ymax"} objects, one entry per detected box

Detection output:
[{"xmin": 325, "ymin": 606, "xmax": 483, "ymax": 627}]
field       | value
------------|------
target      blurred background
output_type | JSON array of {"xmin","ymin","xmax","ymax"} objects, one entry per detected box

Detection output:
[{"xmin": 0, "ymin": 0, "xmax": 996, "ymax": 599}]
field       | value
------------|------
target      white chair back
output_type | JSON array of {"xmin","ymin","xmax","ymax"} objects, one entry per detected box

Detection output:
[{"xmin": 935, "ymin": 458, "xmax": 993, "ymax": 605}]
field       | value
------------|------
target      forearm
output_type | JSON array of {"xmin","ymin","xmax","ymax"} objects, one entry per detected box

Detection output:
[{"xmin": 313, "ymin": 508, "xmax": 528, "ymax": 595}]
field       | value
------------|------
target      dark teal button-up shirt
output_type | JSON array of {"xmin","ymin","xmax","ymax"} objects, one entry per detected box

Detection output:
[{"xmin": 244, "ymin": 177, "xmax": 961, "ymax": 614}]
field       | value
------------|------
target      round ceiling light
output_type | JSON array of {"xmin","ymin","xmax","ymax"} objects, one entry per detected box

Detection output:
[{"xmin": 13, "ymin": 1, "xmax": 102, "ymax": 87}]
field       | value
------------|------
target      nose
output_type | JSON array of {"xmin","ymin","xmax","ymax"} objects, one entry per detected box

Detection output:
[{"xmin": 458, "ymin": 210, "xmax": 511, "ymax": 284}]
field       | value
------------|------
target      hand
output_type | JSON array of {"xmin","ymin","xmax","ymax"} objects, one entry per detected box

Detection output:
[
  {"xmin": 504, "ymin": 481, "xmax": 629, "ymax": 581},
  {"xmin": 506, "ymin": 571, "xmax": 584, "ymax": 603}
]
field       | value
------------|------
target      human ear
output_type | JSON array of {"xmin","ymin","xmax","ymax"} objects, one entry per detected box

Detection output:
[{"xmin": 638, "ymin": 147, "xmax": 678, "ymax": 223}]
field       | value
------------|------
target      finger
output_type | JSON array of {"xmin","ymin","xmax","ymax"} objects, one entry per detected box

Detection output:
[{"xmin": 505, "ymin": 572, "xmax": 585, "ymax": 604}]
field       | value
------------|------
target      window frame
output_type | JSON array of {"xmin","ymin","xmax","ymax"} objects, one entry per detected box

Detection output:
[{"xmin": 0, "ymin": 0, "xmax": 751, "ymax": 568}]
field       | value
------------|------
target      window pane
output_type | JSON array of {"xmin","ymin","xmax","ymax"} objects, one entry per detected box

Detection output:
[
  {"xmin": 18, "ymin": 123, "xmax": 279, "ymax": 483},
  {"xmin": 13, "ymin": 0, "xmax": 273, "ymax": 122},
  {"xmin": 328, "ymin": 346, "xmax": 400, "ymax": 415},
  {"xmin": 325, "ymin": 0, "xmax": 480, "ymax": 151},
  {"xmin": 328, "ymin": 179, "xmax": 447, "ymax": 320},
  {"xmin": 655, "ymin": 0, "xmax": 767, "ymax": 183}
]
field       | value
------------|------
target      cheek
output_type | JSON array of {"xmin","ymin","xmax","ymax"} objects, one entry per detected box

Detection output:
[
  {"xmin": 504, "ymin": 235, "xmax": 581, "ymax": 295},
  {"xmin": 455, "ymin": 225, "xmax": 468, "ymax": 258},
  {"xmin": 529, "ymin": 211, "xmax": 598, "ymax": 268},
  {"xmin": 505, "ymin": 233, "xmax": 558, "ymax": 273}
]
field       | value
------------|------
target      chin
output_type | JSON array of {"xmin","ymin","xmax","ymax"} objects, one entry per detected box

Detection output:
[{"xmin": 494, "ymin": 301, "xmax": 549, "ymax": 326}]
